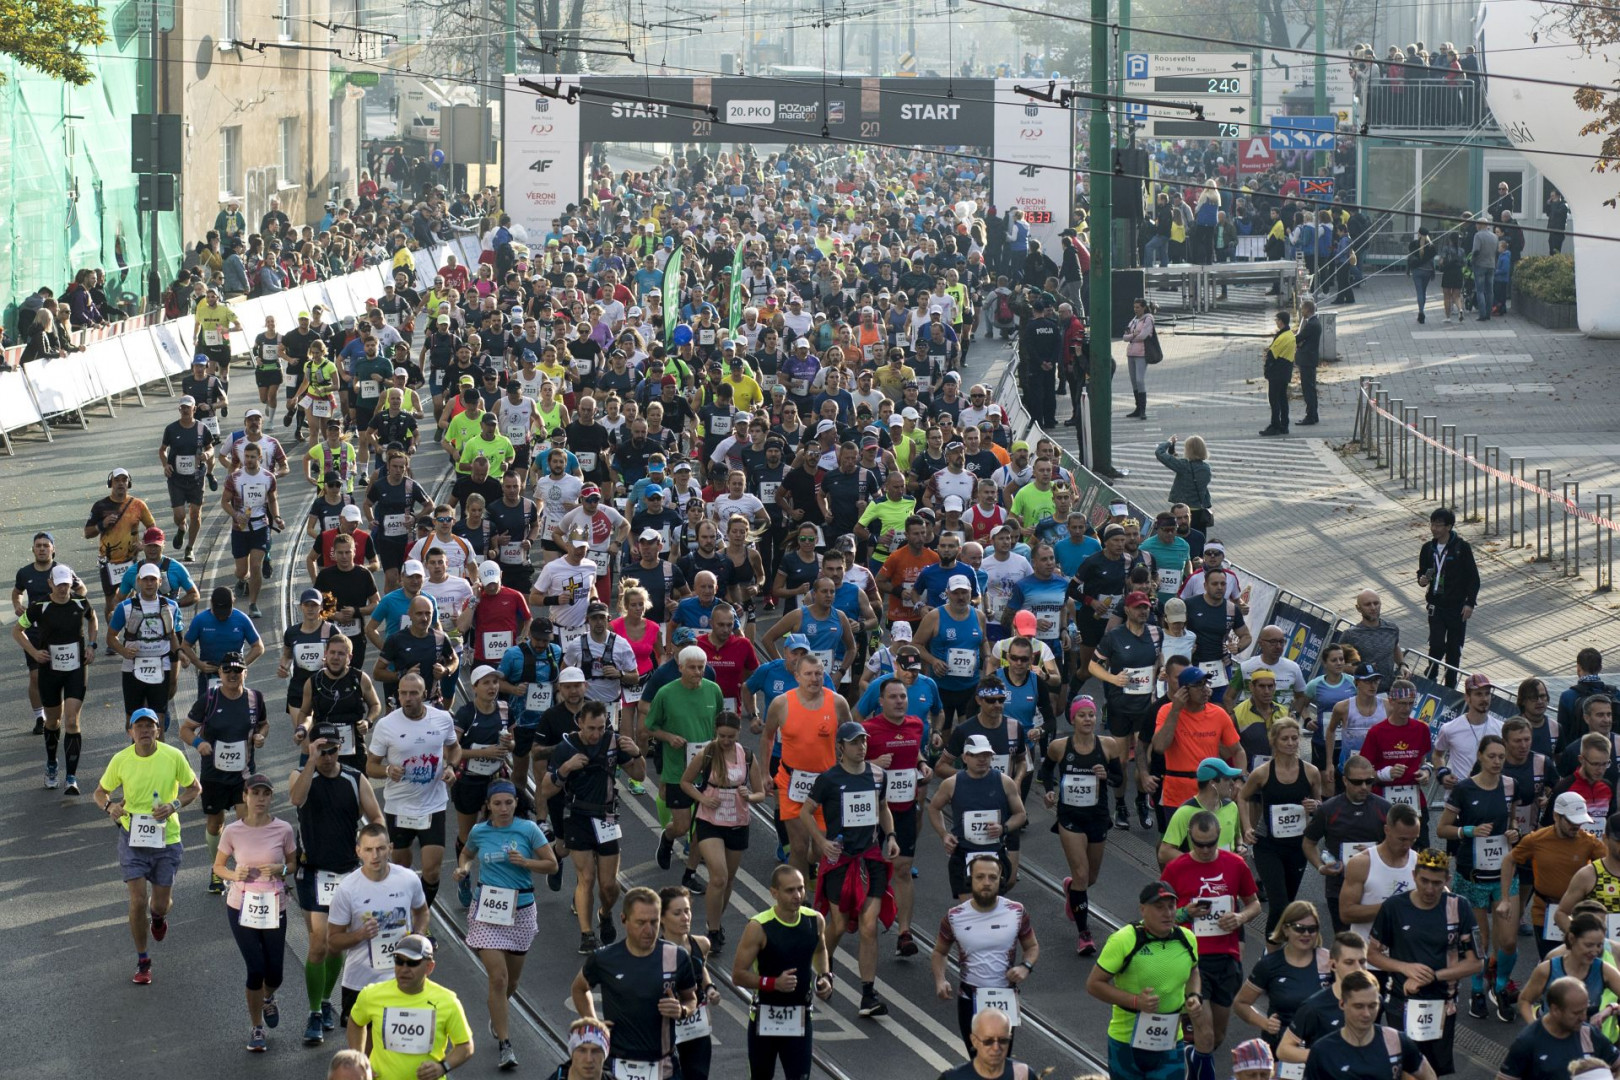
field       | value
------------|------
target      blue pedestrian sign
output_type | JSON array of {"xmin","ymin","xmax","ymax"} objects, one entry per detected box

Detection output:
[{"xmin": 1269, "ymin": 115, "xmax": 1335, "ymax": 150}]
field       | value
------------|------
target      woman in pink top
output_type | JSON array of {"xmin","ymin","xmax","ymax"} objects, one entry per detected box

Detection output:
[
  {"xmin": 612, "ymin": 584, "xmax": 663, "ymax": 744},
  {"xmin": 213, "ymin": 774, "xmax": 298, "ymax": 1052},
  {"xmin": 678, "ymin": 712, "xmax": 767, "ymax": 946}
]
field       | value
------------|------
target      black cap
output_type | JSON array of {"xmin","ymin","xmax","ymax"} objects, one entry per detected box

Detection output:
[
  {"xmin": 220, "ymin": 651, "xmax": 246, "ymax": 671},
  {"xmin": 1139, "ymin": 881, "xmax": 1178, "ymax": 904}
]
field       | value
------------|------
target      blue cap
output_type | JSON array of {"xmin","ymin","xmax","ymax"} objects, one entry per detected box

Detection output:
[
  {"xmin": 192, "ymin": 354, "xmax": 209, "ymax": 365},
  {"xmin": 299, "ymin": 587, "xmax": 323, "ymax": 605},
  {"xmin": 1178, "ymin": 666, "xmax": 1211, "ymax": 687},
  {"xmin": 128, "ymin": 707, "xmax": 161, "ymax": 727},
  {"xmin": 781, "ymin": 633, "xmax": 811, "ymax": 652},
  {"xmin": 644, "ymin": 484, "xmax": 665, "ymax": 498},
  {"xmin": 1196, "ymin": 756, "xmax": 1244, "ymax": 781}
]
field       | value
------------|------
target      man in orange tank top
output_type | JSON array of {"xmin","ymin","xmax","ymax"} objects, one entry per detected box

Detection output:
[{"xmin": 762, "ymin": 653, "xmax": 852, "ymax": 875}]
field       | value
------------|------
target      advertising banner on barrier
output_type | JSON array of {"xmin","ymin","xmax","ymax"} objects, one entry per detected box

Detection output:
[
  {"xmin": 991, "ymin": 78, "xmax": 1074, "ymax": 256},
  {"xmin": 504, "ymin": 75, "xmax": 583, "ymax": 235},
  {"xmin": 1235, "ymin": 574, "xmax": 1280, "ymax": 662},
  {"xmin": 1270, "ymin": 596, "xmax": 1335, "ymax": 677}
]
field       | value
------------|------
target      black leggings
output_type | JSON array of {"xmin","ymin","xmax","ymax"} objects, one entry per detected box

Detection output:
[
  {"xmin": 677, "ymin": 1033, "xmax": 712, "ymax": 1080},
  {"xmin": 747, "ymin": 1016, "xmax": 813, "ymax": 1080},
  {"xmin": 228, "ymin": 904, "xmax": 288, "ymax": 992},
  {"xmin": 1254, "ymin": 839, "xmax": 1309, "ymax": 937}
]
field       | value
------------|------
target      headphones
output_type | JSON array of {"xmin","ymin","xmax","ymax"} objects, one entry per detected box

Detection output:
[{"xmin": 106, "ymin": 470, "xmax": 133, "ymax": 489}]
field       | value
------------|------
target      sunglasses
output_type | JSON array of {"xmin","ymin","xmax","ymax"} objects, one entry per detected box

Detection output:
[
  {"xmin": 1290, "ymin": 923, "xmax": 1321, "ymax": 935},
  {"xmin": 1344, "ymin": 777, "xmax": 1373, "ymax": 787},
  {"xmin": 434, "ymin": 515, "xmax": 454, "ymax": 523},
  {"xmin": 978, "ymin": 1037, "xmax": 1013, "ymax": 1047},
  {"xmin": 394, "ymin": 956, "xmax": 426, "ymax": 967},
  {"xmin": 1191, "ymin": 838, "xmax": 1219, "ymax": 849}
]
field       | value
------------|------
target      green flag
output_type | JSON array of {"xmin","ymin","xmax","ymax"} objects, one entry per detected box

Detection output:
[
  {"xmin": 729, "ymin": 245, "xmax": 747, "ymax": 332},
  {"xmin": 662, "ymin": 247, "xmax": 683, "ymax": 345}
]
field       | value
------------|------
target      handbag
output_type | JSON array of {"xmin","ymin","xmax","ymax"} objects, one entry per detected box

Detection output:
[{"xmin": 1143, "ymin": 331, "xmax": 1164, "ymax": 366}]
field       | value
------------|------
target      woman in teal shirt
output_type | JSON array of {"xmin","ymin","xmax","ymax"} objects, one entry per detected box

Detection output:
[{"xmin": 1302, "ymin": 644, "xmax": 1357, "ymax": 767}]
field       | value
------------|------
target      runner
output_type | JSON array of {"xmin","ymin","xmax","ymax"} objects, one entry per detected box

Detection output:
[
  {"xmin": 1300, "ymin": 970, "xmax": 1434, "ymax": 1080},
  {"xmin": 107, "ymin": 564, "xmax": 184, "ymax": 732},
  {"xmin": 497, "ymin": 616, "xmax": 565, "ymax": 797},
  {"xmin": 449, "ymin": 666, "xmax": 516, "ymax": 876},
  {"xmin": 1086, "ymin": 880, "xmax": 1205, "ymax": 1080},
  {"xmin": 12, "ymin": 532, "xmax": 86, "ymax": 736},
  {"xmin": 212, "ymin": 773, "xmax": 297, "ymax": 1051},
  {"xmin": 679, "ymin": 710, "xmax": 767, "ymax": 948},
  {"xmin": 914, "ymin": 574, "xmax": 991, "ymax": 737},
  {"xmin": 324, "ymin": 822, "xmax": 429, "ymax": 1035},
  {"xmin": 645, "ymin": 645, "xmax": 722, "ymax": 894},
  {"xmin": 346, "ymin": 934, "xmax": 474, "ymax": 1078},
  {"xmin": 931, "ymin": 852, "xmax": 1040, "ymax": 1053},
  {"xmin": 660, "ymin": 884, "xmax": 720, "ymax": 1080},
  {"xmin": 1040, "ymin": 695, "xmax": 1124, "ymax": 955},
  {"xmin": 363, "ymin": 449, "xmax": 434, "ymax": 593},
  {"xmin": 532, "ymin": 528, "xmax": 599, "ymax": 651},
  {"xmin": 863, "ymin": 674, "xmax": 931, "ymax": 956},
  {"xmin": 928, "ymin": 725, "xmax": 1029, "ymax": 902},
  {"xmin": 84, "ymin": 466, "xmax": 156, "ymax": 625},
  {"xmin": 158, "ymin": 396, "xmax": 219, "ymax": 557},
  {"xmin": 289, "ymin": 716, "xmax": 384, "ymax": 1045},
  {"xmin": 1232, "ymin": 899, "xmax": 1330, "ymax": 1050},
  {"xmin": 1278, "ymin": 931, "xmax": 1372, "ymax": 1068},
  {"xmin": 1301, "ymin": 754, "xmax": 1392, "ymax": 935},
  {"xmin": 222, "ymin": 442, "xmax": 285, "ymax": 619},
  {"xmin": 93, "ymin": 707, "xmax": 201, "ymax": 985},
  {"xmin": 366, "ymin": 672, "xmax": 460, "ymax": 909},
  {"xmin": 13, "ymin": 563, "xmax": 96, "ymax": 791},
  {"xmin": 179, "ymin": 651, "xmax": 269, "ymax": 894},
  {"xmin": 763, "ymin": 652, "xmax": 851, "ymax": 875},
  {"xmin": 295, "ymin": 634, "xmax": 384, "ymax": 774},
  {"xmin": 730, "ymin": 865, "xmax": 835, "ymax": 1080},
  {"xmin": 452, "ymin": 778, "xmax": 558, "ymax": 1071},
  {"xmin": 1089, "ymin": 590, "xmax": 1164, "ymax": 830},
  {"xmin": 1238, "ymin": 718, "xmax": 1324, "ymax": 937}
]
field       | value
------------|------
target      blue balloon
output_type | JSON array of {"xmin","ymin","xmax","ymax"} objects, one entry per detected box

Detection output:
[{"xmin": 672, "ymin": 325, "xmax": 693, "ymax": 346}]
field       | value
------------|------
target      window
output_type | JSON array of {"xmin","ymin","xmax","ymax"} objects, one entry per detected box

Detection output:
[
  {"xmin": 221, "ymin": 0, "xmax": 241, "ymax": 46},
  {"xmin": 277, "ymin": 0, "xmax": 296, "ymax": 40},
  {"xmin": 219, "ymin": 126, "xmax": 242, "ymax": 198},
  {"xmin": 279, "ymin": 118, "xmax": 299, "ymax": 187}
]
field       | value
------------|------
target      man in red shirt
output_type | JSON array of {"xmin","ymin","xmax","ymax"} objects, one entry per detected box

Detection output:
[
  {"xmin": 863, "ymin": 675, "xmax": 931, "ymax": 957},
  {"xmin": 698, "ymin": 603, "xmax": 760, "ymax": 718},
  {"xmin": 1162, "ymin": 807, "xmax": 1262, "ymax": 1055},
  {"xmin": 1358, "ymin": 679, "xmax": 1435, "ymax": 847},
  {"xmin": 458, "ymin": 560, "xmax": 531, "ymax": 669}
]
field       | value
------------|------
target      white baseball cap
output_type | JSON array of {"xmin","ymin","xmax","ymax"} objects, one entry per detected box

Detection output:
[
  {"xmin": 962, "ymin": 734, "xmax": 994, "ymax": 755},
  {"xmin": 470, "ymin": 664, "xmax": 501, "ymax": 684},
  {"xmin": 947, "ymin": 574, "xmax": 972, "ymax": 593},
  {"xmin": 137, "ymin": 563, "xmax": 161, "ymax": 580},
  {"xmin": 1555, "ymin": 791, "xmax": 1595, "ymax": 825},
  {"xmin": 478, "ymin": 560, "xmax": 503, "ymax": 585},
  {"xmin": 402, "ymin": 559, "xmax": 426, "ymax": 576},
  {"xmin": 50, "ymin": 565, "xmax": 75, "ymax": 586},
  {"xmin": 558, "ymin": 666, "xmax": 587, "ymax": 684},
  {"xmin": 340, "ymin": 505, "xmax": 363, "ymax": 522}
]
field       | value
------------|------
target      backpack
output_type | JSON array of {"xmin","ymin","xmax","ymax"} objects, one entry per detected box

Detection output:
[
  {"xmin": 1113, "ymin": 921, "xmax": 1198, "ymax": 976},
  {"xmin": 995, "ymin": 293, "xmax": 1015, "ymax": 323}
]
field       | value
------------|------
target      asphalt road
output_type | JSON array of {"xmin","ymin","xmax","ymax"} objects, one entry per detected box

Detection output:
[{"xmin": 0, "ymin": 342, "xmax": 1531, "ymax": 1080}]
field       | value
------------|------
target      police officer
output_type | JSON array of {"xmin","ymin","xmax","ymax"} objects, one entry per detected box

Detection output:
[{"xmin": 1016, "ymin": 298, "xmax": 1062, "ymax": 429}]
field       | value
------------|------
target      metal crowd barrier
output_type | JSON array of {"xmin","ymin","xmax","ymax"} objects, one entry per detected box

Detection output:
[{"xmin": 1353, "ymin": 376, "xmax": 1616, "ymax": 592}]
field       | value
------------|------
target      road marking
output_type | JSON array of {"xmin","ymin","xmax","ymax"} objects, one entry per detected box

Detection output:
[
  {"xmin": 1432, "ymin": 382, "xmax": 1553, "ymax": 395},
  {"xmin": 1410, "ymin": 329, "xmax": 1518, "ymax": 339}
]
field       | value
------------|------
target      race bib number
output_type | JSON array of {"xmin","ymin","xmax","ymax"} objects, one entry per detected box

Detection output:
[
  {"xmin": 383, "ymin": 513, "xmax": 408, "ymax": 537},
  {"xmin": 1035, "ymin": 612, "xmax": 1058, "ymax": 638},
  {"xmin": 592, "ymin": 815, "xmax": 622, "ymax": 844},
  {"xmin": 384, "ymin": 312, "xmax": 402, "ymax": 327},
  {"xmin": 1198, "ymin": 660, "xmax": 1229, "ymax": 688},
  {"xmin": 1268, "ymin": 803, "xmax": 1306, "ymax": 839},
  {"xmin": 886, "ymin": 768, "xmax": 917, "ymax": 804},
  {"xmin": 990, "ymin": 754, "xmax": 1011, "ymax": 775},
  {"xmin": 499, "ymin": 542, "xmax": 524, "ymax": 564},
  {"xmin": 788, "ymin": 769, "xmax": 817, "ymax": 805},
  {"xmin": 294, "ymin": 642, "xmax": 323, "ymax": 671},
  {"xmin": 213, "ymin": 740, "xmax": 248, "ymax": 773},
  {"xmin": 974, "ymin": 986, "xmax": 1020, "ymax": 1027},
  {"xmin": 475, "ymin": 885, "xmax": 516, "ymax": 926},
  {"xmin": 108, "ymin": 559, "xmax": 134, "ymax": 581},
  {"xmin": 338, "ymin": 724, "xmax": 358, "ymax": 757},
  {"xmin": 464, "ymin": 744, "xmax": 503, "ymax": 777},
  {"xmin": 675, "ymin": 1004, "xmax": 712, "ymax": 1044},
  {"xmin": 1192, "ymin": 895, "xmax": 1233, "ymax": 937},
  {"xmin": 1342, "ymin": 841, "xmax": 1375, "ymax": 863},
  {"xmin": 623, "ymin": 685, "xmax": 644, "ymax": 705},
  {"xmin": 812, "ymin": 649, "xmax": 836, "ymax": 675},
  {"xmin": 133, "ymin": 656, "xmax": 165, "ymax": 685},
  {"xmin": 240, "ymin": 888, "xmax": 279, "ymax": 929},
  {"xmin": 759, "ymin": 480, "xmax": 779, "ymax": 504},
  {"xmin": 1385, "ymin": 785, "xmax": 1420, "ymax": 810},
  {"xmin": 316, "ymin": 870, "xmax": 343, "ymax": 908},
  {"xmin": 1473, "ymin": 833, "xmax": 1506, "ymax": 873},
  {"xmin": 713, "ymin": 791, "xmax": 743, "ymax": 827},
  {"xmin": 1156, "ymin": 568, "xmax": 1183, "ymax": 595},
  {"xmin": 1278, "ymin": 1062, "xmax": 1305, "ymax": 1080},
  {"xmin": 576, "ymin": 451, "xmax": 597, "ymax": 472},
  {"xmin": 128, "ymin": 813, "xmax": 166, "ymax": 849},
  {"xmin": 49, "ymin": 642, "xmax": 81, "ymax": 672},
  {"xmin": 261, "ymin": 344, "xmax": 279, "ymax": 361},
  {"xmin": 710, "ymin": 413, "xmax": 732, "ymax": 436},
  {"xmin": 1061, "ymin": 773, "xmax": 1099, "ymax": 808},
  {"xmin": 335, "ymin": 620, "xmax": 360, "ymax": 637},
  {"xmin": 1123, "ymin": 665, "xmax": 1154, "ymax": 696},
  {"xmin": 699, "ymin": 328, "xmax": 716, "ymax": 345},
  {"xmin": 961, "ymin": 809, "xmax": 998, "ymax": 846},
  {"xmin": 685, "ymin": 741, "xmax": 711, "ymax": 765},
  {"xmin": 757, "ymin": 1003, "xmax": 806, "ymax": 1037},
  {"xmin": 1131, "ymin": 1011, "xmax": 1179, "ymax": 1052},
  {"xmin": 1404, "ymin": 998, "xmax": 1443, "ymax": 1042},
  {"xmin": 312, "ymin": 400, "xmax": 333, "ymax": 418},
  {"xmin": 382, "ymin": 1006, "xmax": 436, "ymax": 1055},
  {"xmin": 1545, "ymin": 903, "xmax": 1565, "ymax": 942},
  {"xmin": 358, "ymin": 380, "xmax": 380, "ymax": 400},
  {"xmin": 482, "ymin": 630, "xmax": 513, "ymax": 657},
  {"xmin": 526, "ymin": 682, "xmax": 554, "ymax": 713},
  {"xmin": 204, "ymin": 329, "xmax": 223, "ymax": 347},
  {"xmin": 842, "ymin": 789, "xmax": 878, "ymax": 828},
  {"xmin": 394, "ymin": 812, "xmax": 431, "ymax": 831},
  {"xmin": 614, "ymin": 1062, "xmax": 657, "ymax": 1080},
  {"xmin": 369, "ymin": 924, "xmax": 405, "ymax": 970},
  {"xmin": 175, "ymin": 454, "xmax": 197, "ymax": 476},
  {"xmin": 947, "ymin": 647, "xmax": 977, "ymax": 679}
]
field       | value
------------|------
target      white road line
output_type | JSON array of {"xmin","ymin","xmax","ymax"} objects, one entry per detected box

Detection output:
[
  {"xmin": 1432, "ymin": 382, "xmax": 1553, "ymax": 395},
  {"xmin": 1410, "ymin": 329, "xmax": 1518, "ymax": 339}
]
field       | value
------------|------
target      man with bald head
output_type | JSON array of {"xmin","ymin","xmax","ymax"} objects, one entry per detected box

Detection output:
[
  {"xmin": 935, "ymin": 1007, "xmax": 1028, "ymax": 1080},
  {"xmin": 1339, "ymin": 589, "xmax": 1403, "ymax": 691}
]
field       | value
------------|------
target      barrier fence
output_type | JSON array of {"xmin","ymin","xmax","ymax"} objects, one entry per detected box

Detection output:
[
  {"xmin": 0, "ymin": 234, "xmax": 489, "ymax": 456},
  {"xmin": 989, "ymin": 350, "xmax": 1504, "ymax": 739},
  {"xmin": 1352, "ymin": 375, "xmax": 1616, "ymax": 592}
]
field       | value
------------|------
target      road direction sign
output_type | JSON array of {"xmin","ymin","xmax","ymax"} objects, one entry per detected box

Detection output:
[{"xmin": 1269, "ymin": 115, "xmax": 1336, "ymax": 150}]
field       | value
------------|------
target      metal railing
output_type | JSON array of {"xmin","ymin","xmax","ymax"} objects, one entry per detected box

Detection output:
[
  {"xmin": 1363, "ymin": 76, "xmax": 1488, "ymax": 128},
  {"xmin": 1353, "ymin": 376, "xmax": 1615, "ymax": 592}
]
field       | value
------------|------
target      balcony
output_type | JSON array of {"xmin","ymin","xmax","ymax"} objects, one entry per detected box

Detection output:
[{"xmin": 1363, "ymin": 77, "xmax": 1490, "ymax": 129}]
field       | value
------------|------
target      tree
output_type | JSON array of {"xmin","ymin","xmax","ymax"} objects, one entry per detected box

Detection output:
[
  {"xmin": 0, "ymin": 0, "xmax": 108, "ymax": 86},
  {"xmin": 1559, "ymin": 8, "xmax": 1620, "ymax": 195},
  {"xmin": 402, "ymin": 0, "xmax": 610, "ymax": 80}
]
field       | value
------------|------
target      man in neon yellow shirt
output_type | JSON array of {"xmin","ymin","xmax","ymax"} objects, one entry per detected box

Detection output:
[
  {"xmin": 1009, "ymin": 458, "xmax": 1059, "ymax": 530},
  {"xmin": 193, "ymin": 287, "xmax": 244, "ymax": 375},
  {"xmin": 441, "ymin": 396, "xmax": 485, "ymax": 464},
  {"xmin": 457, "ymin": 413, "xmax": 517, "ymax": 477},
  {"xmin": 93, "ymin": 707, "xmax": 202, "ymax": 985},
  {"xmin": 347, "ymin": 934, "xmax": 473, "ymax": 1079},
  {"xmin": 855, "ymin": 471, "xmax": 917, "ymax": 566},
  {"xmin": 721, "ymin": 353, "xmax": 764, "ymax": 412}
]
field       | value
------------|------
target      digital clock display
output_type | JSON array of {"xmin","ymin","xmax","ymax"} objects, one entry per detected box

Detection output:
[
  {"xmin": 1153, "ymin": 76, "xmax": 1246, "ymax": 95},
  {"xmin": 1023, "ymin": 210, "xmax": 1054, "ymax": 224}
]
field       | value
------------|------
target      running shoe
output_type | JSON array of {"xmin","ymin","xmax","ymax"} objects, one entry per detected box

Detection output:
[
  {"xmin": 1062, "ymin": 876, "xmax": 1074, "ymax": 921},
  {"xmin": 249, "ymin": 603, "xmax": 263, "ymax": 619},
  {"xmin": 458, "ymin": 875, "xmax": 473, "ymax": 908},
  {"xmin": 578, "ymin": 932, "xmax": 599, "ymax": 955},
  {"xmin": 1113, "ymin": 801, "xmax": 1130, "ymax": 830},
  {"xmin": 624, "ymin": 778, "xmax": 646, "ymax": 796},
  {"xmin": 598, "ymin": 908, "xmax": 617, "ymax": 946},
  {"xmin": 1469, "ymin": 989, "xmax": 1487, "ymax": 1019},
  {"xmin": 263, "ymin": 557, "xmax": 272, "ymax": 577},
  {"xmin": 150, "ymin": 913, "xmax": 168, "ymax": 941},
  {"xmin": 174, "ymin": 525, "xmax": 185, "ymax": 551},
  {"xmin": 858, "ymin": 987, "xmax": 888, "ymax": 1018},
  {"xmin": 657, "ymin": 833, "xmax": 674, "ymax": 870},
  {"xmin": 32, "ymin": 715, "xmax": 44, "ymax": 735},
  {"xmin": 1138, "ymin": 800, "xmax": 1154, "ymax": 831},
  {"xmin": 64, "ymin": 775, "xmax": 79, "ymax": 795},
  {"xmin": 247, "ymin": 1026, "xmax": 267, "ymax": 1052},
  {"xmin": 894, "ymin": 930, "xmax": 918, "ymax": 957},
  {"xmin": 206, "ymin": 474, "xmax": 219, "ymax": 492},
  {"xmin": 707, "ymin": 926, "xmax": 726, "ymax": 953},
  {"xmin": 45, "ymin": 764, "xmax": 58, "ymax": 789},
  {"xmin": 321, "ymin": 1001, "xmax": 338, "ymax": 1031},
  {"xmin": 1488, "ymin": 986, "xmax": 1513, "ymax": 1022},
  {"xmin": 498, "ymin": 1040, "xmax": 519, "ymax": 1070},
  {"xmin": 210, "ymin": 873, "xmax": 226, "ymax": 895},
  {"xmin": 263, "ymin": 993, "xmax": 279, "ymax": 1028},
  {"xmin": 547, "ymin": 870, "xmax": 563, "ymax": 892},
  {"xmin": 235, "ymin": 578, "xmax": 248, "ymax": 598},
  {"xmin": 1076, "ymin": 930, "xmax": 1097, "ymax": 957},
  {"xmin": 775, "ymin": 844, "xmax": 790, "ymax": 864},
  {"xmin": 681, "ymin": 869, "xmax": 707, "ymax": 895},
  {"xmin": 132, "ymin": 958, "xmax": 153, "ymax": 985},
  {"xmin": 303, "ymin": 1013, "xmax": 324, "ymax": 1045}
]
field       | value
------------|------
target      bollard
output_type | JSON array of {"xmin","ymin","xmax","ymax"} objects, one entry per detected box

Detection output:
[
  {"xmin": 1463, "ymin": 435, "xmax": 1479, "ymax": 522},
  {"xmin": 1376, "ymin": 390, "xmax": 1391, "ymax": 468},
  {"xmin": 1396, "ymin": 403, "xmax": 1411, "ymax": 486},
  {"xmin": 1441, "ymin": 425, "xmax": 1456, "ymax": 510},
  {"xmin": 1366, "ymin": 384, "xmax": 1383, "ymax": 460},
  {"xmin": 1565, "ymin": 481, "xmax": 1581, "ymax": 580},
  {"xmin": 1599, "ymin": 495, "xmax": 1614, "ymax": 593},
  {"xmin": 1422, "ymin": 417, "xmax": 1438, "ymax": 500},
  {"xmin": 1512, "ymin": 458, "xmax": 1527, "ymax": 549},
  {"xmin": 1536, "ymin": 468, "xmax": 1554, "ymax": 563},
  {"xmin": 1484, "ymin": 446, "xmax": 1500, "ymax": 537},
  {"xmin": 1354, "ymin": 379, "xmax": 1369, "ymax": 442}
]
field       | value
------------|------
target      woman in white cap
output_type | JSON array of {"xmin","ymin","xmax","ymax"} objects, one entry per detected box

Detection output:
[
  {"xmin": 453, "ymin": 778, "xmax": 558, "ymax": 1070},
  {"xmin": 213, "ymin": 773, "xmax": 298, "ymax": 1052},
  {"xmin": 451, "ymin": 665, "xmax": 516, "ymax": 884}
]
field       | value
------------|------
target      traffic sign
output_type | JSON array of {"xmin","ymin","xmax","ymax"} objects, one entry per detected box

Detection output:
[
  {"xmin": 1147, "ymin": 117, "xmax": 1243, "ymax": 139},
  {"xmin": 1123, "ymin": 52, "xmax": 1251, "ymax": 84},
  {"xmin": 1300, "ymin": 176, "xmax": 1335, "ymax": 197},
  {"xmin": 1237, "ymin": 135, "xmax": 1275, "ymax": 173},
  {"xmin": 1269, "ymin": 115, "xmax": 1335, "ymax": 150}
]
